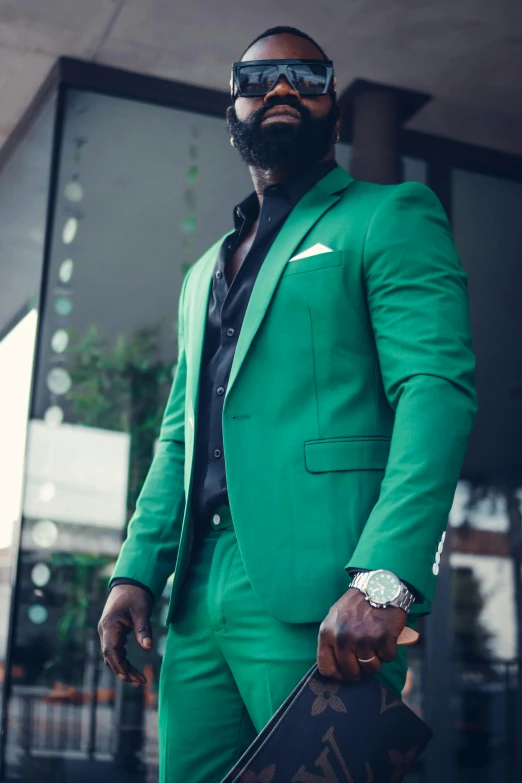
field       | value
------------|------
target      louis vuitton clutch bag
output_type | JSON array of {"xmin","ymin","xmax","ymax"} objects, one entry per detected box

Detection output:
[{"xmin": 221, "ymin": 664, "xmax": 432, "ymax": 783}]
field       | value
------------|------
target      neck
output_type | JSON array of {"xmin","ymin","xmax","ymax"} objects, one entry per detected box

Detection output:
[{"xmin": 249, "ymin": 147, "xmax": 335, "ymax": 208}]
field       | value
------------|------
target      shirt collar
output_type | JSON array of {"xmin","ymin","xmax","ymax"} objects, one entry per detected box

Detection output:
[{"xmin": 233, "ymin": 159, "xmax": 339, "ymax": 229}]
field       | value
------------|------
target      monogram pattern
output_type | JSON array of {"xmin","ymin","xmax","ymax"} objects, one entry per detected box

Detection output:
[
  {"xmin": 309, "ymin": 678, "xmax": 348, "ymax": 716},
  {"xmin": 379, "ymin": 683, "xmax": 405, "ymax": 714},
  {"xmin": 241, "ymin": 765, "xmax": 276, "ymax": 783},
  {"xmin": 222, "ymin": 668, "xmax": 431, "ymax": 783},
  {"xmin": 388, "ymin": 747, "xmax": 418, "ymax": 783}
]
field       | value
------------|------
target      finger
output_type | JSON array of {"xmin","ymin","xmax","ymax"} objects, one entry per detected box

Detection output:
[
  {"xmin": 103, "ymin": 645, "xmax": 146, "ymax": 687},
  {"xmin": 354, "ymin": 649, "xmax": 382, "ymax": 675},
  {"xmin": 100, "ymin": 624, "xmax": 138, "ymax": 683},
  {"xmin": 120, "ymin": 658, "xmax": 147, "ymax": 687},
  {"xmin": 130, "ymin": 609, "xmax": 153, "ymax": 650},
  {"xmin": 376, "ymin": 635, "xmax": 398, "ymax": 664},
  {"xmin": 317, "ymin": 638, "xmax": 344, "ymax": 681},
  {"xmin": 102, "ymin": 640, "xmax": 129, "ymax": 678},
  {"xmin": 100, "ymin": 620, "xmax": 127, "ymax": 674},
  {"xmin": 333, "ymin": 646, "xmax": 362, "ymax": 682}
]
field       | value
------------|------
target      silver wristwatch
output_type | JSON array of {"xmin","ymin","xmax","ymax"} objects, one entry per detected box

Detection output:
[{"xmin": 350, "ymin": 570, "xmax": 415, "ymax": 613}]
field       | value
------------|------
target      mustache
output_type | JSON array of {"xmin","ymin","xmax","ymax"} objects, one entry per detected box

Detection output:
[{"xmin": 250, "ymin": 97, "xmax": 311, "ymax": 125}]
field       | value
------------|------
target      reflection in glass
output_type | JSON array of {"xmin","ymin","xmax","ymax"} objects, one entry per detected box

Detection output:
[
  {"xmin": 3, "ymin": 87, "xmax": 257, "ymax": 781},
  {"xmin": 31, "ymin": 519, "xmax": 58, "ymax": 548},
  {"xmin": 28, "ymin": 604, "xmax": 48, "ymax": 624},
  {"xmin": 186, "ymin": 164, "xmax": 198, "ymax": 183},
  {"xmin": 46, "ymin": 367, "xmax": 71, "ymax": 395},
  {"xmin": 54, "ymin": 295, "xmax": 73, "ymax": 316},
  {"xmin": 64, "ymin": 181, "xmax": 84, "ymax": 202},
  {"xmin": 44, "ymin": 404, "xmax": 64, "ymax": 427},
  {"xmin": 62, "ymin": 217, "xmax": 78, "ymax": 244},
  {"xmin": 181, "ymin": 216, "xmax": 197, "ymax": 233},
  {"xmin": 31, "ymin": 562, "xmax": 51, "ymax": 587},
  {"xmin": 38, "ymin": 481, "xmax": 56, "ymax": 502},
  {"xmin": 59, "ymin": 258, "xmax": 74, "ymax": 283},
  {"xmin": 159, "ymin": 603, "xmax": 169, "ymax": 625},
  {"xmin": 51, "ymin": 328, "xmax": 69, "ymax": 353},
  {"xmin": 157, "ymin": 635, "xmax": 167, "ymax": 657}
]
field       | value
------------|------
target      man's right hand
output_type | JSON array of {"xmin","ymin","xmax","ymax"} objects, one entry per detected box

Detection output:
[{"xmin": 98, "ymin": 584, "xmax": 154, "ymax": 687}]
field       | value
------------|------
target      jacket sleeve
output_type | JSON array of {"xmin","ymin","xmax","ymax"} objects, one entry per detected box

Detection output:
[
  {"xmin": 109, "ymin": 578, "xmax": 154, "ymax": 599},
  {"xmin": 109, "ymin": 269, "xmax": 191, "ymax": 602},
  {"xmin": 345, "ymin": 181, "xmax": 477, "ymax": 608}
]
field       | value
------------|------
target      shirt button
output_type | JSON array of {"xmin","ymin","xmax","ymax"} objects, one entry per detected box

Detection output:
[
  {"xmin": 216, "ymin": 270, "xmax": 222, "ymax": 279},
  {"xmin": 213, "ymin": 513, "xmax": 221, "ymax": 526},
  {"xmin": 213, "ymin": 448, "xmax": 222, "ymax": 458},
  {"xmin": 216, "ymin": 386, "xmax": 225, "ymax": 395},
  {"xmin": 268, "ymin": 216, "xmax": 272, "ymax": 222},
  {"xmin": 226, "ymin": 328, "xmax": 235, "ymax": 337}
]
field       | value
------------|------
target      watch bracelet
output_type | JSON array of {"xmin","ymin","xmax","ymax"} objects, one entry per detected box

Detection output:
[{"xmin": 350, "ymin": 571, "xmax": 415, "ymax": 613}]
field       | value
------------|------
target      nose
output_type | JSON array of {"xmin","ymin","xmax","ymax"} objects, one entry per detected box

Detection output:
[{"xmin": 263, "ymin": 74, "xmax": 300, "ymax": 103}]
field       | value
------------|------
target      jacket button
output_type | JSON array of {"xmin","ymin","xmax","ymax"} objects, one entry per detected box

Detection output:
[
  {"xmin": 216, "ymin": 270, "xmax": 222, "ymax": 279},
  {"xmin": 226, "ymin": 328, "xmax": 235, "ymax": 337},
  {"xmin": 216, "ymin": 387, "xmax": 225, "ymax": 395},
  {"xmin": 213, "ymin": 449, "xmax": 222, "ymax": 458}
]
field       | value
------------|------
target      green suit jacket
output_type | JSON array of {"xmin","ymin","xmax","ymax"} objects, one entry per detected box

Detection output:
[{"xmin": 111, "ymin": 166, "xmax": 477, "ymax": 623}]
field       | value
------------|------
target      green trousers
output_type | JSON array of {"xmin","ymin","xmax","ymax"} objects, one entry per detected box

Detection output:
[{"xmin": 158, "ymin": 505, "xmax": 413, "ymax": 783}]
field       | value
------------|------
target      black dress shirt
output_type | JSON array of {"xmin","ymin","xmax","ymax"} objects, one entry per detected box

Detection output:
[
  {"xmin": 111, "ymin": 159, "xmax": 337, "ymax": 598},
  {"xmin": 191, "ymin": 158, "xmax": 339, "ymax": 525}
]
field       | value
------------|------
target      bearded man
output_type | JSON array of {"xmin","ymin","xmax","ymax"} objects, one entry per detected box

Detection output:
[{"xmin": 99, "ymin": 25, "xmax": 476, "ymax": 783}]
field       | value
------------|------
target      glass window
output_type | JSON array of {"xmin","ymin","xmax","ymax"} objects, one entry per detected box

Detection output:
[
  {"xmin": 448, "ymin": 169, "xmax": 522, "ymax": 781},
  {"xmin": 0, "ymin": 94, "xmax": 55, "ymax": 716},
  {"xmin": 3, "ymin": 87, "xmax": 254, "ymax": 781},
  {"xmin": 335, "ymin": 141, "xmax": 352, "ymax": 173},
  {"xmin": 402, "ymin": 156, "xmax": 427, "ymax": 184}
]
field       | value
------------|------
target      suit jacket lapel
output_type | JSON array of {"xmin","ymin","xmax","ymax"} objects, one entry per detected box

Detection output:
[{"xmin": 225, "ymin": 165, "xmax": 354, "ymax": 400}]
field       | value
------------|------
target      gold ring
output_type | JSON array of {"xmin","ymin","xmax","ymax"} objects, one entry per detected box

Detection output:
[{"xmin": 357, "ymin": 655, "xmax": 376, "ymax": 664}]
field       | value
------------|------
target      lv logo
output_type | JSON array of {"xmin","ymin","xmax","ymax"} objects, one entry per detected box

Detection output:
[
  {"xmin": 291, "ymin": 726, "xmax": 373, "ymax": 783},
  {"xmin": 241, "ymin": 765, "xmax": 276, "ymax": 783}
]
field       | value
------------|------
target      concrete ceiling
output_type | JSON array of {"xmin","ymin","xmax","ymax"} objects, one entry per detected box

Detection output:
[{"xmin": 0, "ymin": 0, "xmax": 522, "ymax": 156}]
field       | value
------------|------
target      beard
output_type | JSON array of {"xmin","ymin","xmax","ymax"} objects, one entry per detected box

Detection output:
[{"xmin": 226, "ymin": 95, "xmax": 340, "ymax": 170}]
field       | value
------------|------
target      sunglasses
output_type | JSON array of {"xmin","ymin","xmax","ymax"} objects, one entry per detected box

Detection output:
[{"xmin": 230, "ymin": 59, "xmax": 336, "ymax": 99}]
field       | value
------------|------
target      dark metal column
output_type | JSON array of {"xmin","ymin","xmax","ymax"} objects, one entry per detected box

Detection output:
[
  {"xmin": 421, "ymin": 160, "xmax": 455, "ymax": 783},
  {"xmin": 338, "ymin": 79, "xmax": 431, "ymax": 185},
  {"xmin": 351, "ymin": 89, "xmax": 402, "ymax": 183}
]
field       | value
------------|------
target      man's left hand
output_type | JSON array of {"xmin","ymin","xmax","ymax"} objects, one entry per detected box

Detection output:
[{"xmin": 317, "ymin": 587, "xmax": 407, "ymax": 681}]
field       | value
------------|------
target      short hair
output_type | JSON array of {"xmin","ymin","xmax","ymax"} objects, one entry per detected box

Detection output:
[{"xmin": 240, "ymin": 25, "xmax": 330, "ymax": 61}]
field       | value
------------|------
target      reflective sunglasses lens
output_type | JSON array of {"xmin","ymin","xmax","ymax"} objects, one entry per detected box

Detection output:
[
  {"xmin": 237, "ymin": 64, "xmax": 279, "ymax": 96},
  {"xmin": 287, "ymin": 63, "xmax": 328, "ymax": 94}
]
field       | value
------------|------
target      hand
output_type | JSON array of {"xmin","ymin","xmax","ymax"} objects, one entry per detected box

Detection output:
[
  {"xmin": 317, "ymin": 587, "xmax": 407, "ymax": 682},
  {"xmin": 98, "ymin": 584, "xmax": 154, "ymax": 687}
]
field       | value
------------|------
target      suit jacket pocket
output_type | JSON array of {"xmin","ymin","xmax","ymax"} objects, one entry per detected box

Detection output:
[
  {"xmin": 283, "ymin": 250, "xmax": 342, "ymax": 276},
  {"xmin": 304, "ymin": 436, "xmax": 391, "ymax": 472}
]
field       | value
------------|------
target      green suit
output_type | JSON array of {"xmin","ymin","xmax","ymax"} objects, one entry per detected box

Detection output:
[{"xmin": 111, "ymin": 166, "xmax": 476, "ymax": 781}]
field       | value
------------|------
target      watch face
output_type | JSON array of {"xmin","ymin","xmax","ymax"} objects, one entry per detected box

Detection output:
[{"xmin": 366, "ymin": 570, "xmax": 401, "ymax": 604}]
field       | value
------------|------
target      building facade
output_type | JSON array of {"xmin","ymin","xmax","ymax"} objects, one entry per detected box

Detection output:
[{"xmin": 0, "ymin": 58, "xmax": 521, "ymax": 783}]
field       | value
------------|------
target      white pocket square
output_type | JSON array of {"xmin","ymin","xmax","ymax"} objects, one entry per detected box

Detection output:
[{"xmin": 289, "ymin": 243, "xmax": 334, "ymax": 262}]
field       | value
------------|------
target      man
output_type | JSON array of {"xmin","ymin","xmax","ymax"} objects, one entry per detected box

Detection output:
[{"xmin": 99, "ymin": 25, "xmax": 477, "ymax": 783}]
